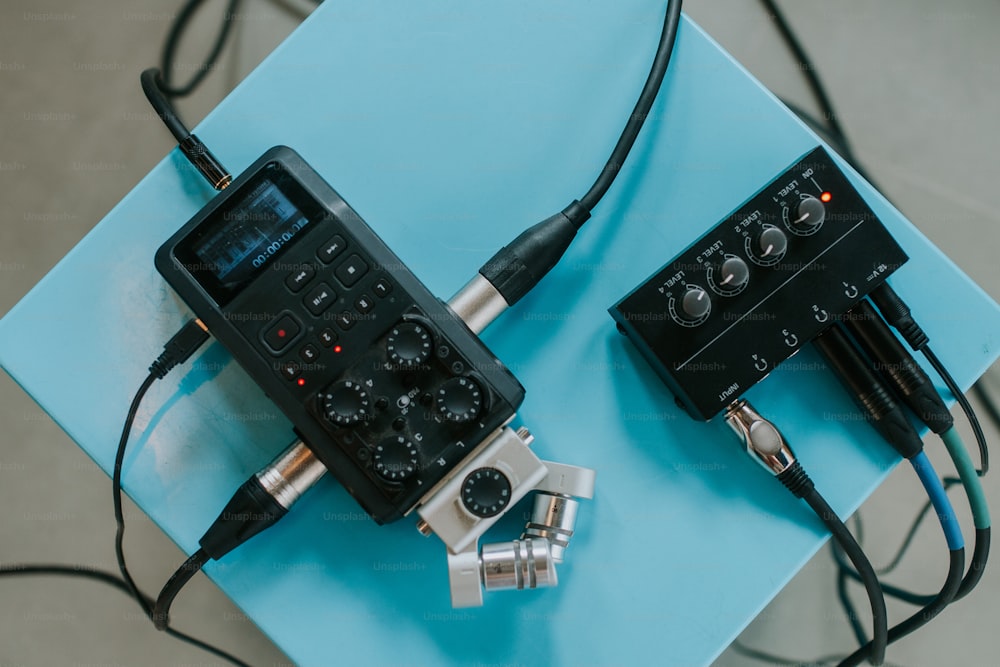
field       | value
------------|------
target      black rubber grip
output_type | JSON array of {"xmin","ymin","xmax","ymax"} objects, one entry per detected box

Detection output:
[
  {"xmin": 844, "ymin": 300, "xmax": 953, "ymax": 433},
  {"xmin": 869, "ymin": 284, "xmax": 929, "ymax": 350},
  {"xmin": 198, "ymin": 477, "xmax": 288, "ymax": 561},
  {"xmin": 814, "ymin": 325, "xmax": 923, "ymax": 460},
  {"xmin": 777, "ymin": 461, "xmax": 814, "ymax": 498},
  {"xmin": 479, "ymin": 203, "xmax": 587, "ymax": 306}
]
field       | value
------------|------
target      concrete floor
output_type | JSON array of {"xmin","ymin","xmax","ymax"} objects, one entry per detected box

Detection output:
[{"xmin": 0, "ymin": 1, "xmax": 997, "ymax": 665}]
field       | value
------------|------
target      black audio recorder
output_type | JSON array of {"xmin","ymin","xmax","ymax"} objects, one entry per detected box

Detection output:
[
  {"xmin": 611, "ymin": 147, "xmax": 908, "ymax": 420},
  {"xmin": 156, "ymin": 147, "xmax": 525, "ymax": 523}
]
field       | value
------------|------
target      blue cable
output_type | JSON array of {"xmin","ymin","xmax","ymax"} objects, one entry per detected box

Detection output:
[{"xmin": 910, "ymin": 451, "xmax": 965, "ymax": 551}]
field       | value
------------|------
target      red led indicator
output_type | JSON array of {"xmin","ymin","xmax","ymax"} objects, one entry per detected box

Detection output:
[
  {"xmin": 277, "ymin": 329, "xmax": 287, "ymax": 338},
  {"xmin": 297, "ymin": 378, "xmax": 306, "ymax": 387},
  {"xmin": 333, "ymin": 345, "xmax": 343, "ymax": 353},
  {"xmin": 820, "ymin": 191, "xmax": 832, "ymax": 203}
]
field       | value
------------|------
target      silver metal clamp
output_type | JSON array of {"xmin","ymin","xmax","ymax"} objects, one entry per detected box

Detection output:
[{"xmin": 414, "ymin": 425, "xmax": 596, "ymax": 608}]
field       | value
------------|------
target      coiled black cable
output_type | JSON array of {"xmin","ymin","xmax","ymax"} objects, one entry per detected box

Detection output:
[
  {"xmin": 836, "ymin": 549, "xmax": 965, "ymax": 667},
  {"xmin": 159, "ymin": 0, "xmax": 243, "ymax": 99}
]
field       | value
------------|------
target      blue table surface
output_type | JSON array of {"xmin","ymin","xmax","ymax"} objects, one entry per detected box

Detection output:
[{"xmin": 2, "ymin": 2, "xmax": 999, "ymax": 666}]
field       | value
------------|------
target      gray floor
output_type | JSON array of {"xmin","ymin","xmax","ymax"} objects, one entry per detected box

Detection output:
[{"xmin": 0, "ymin": 1, "xmax": 997, "ymax": 666}]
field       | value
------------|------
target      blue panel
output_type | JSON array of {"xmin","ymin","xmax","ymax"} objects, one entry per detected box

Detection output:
[{"xmin": 2, "ymin": 2, "xmax": 998, "ymax": 666}]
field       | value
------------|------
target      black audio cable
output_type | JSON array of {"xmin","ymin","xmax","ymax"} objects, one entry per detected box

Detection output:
[
  {"xmin": 724, "ymin": 400, "xmax": 888, "ymax": 666},
  {"xmin": 837, "ymin": 546, "xmax": 965, "ymax": 667},
  {"xmin": 151, "ymin": 439, "xmax": 327, "ymax": 631},
  {"xmin": 840, "ymin": 300, "xmax": 991, "ymax": 602},
  {"xmin": 119, "ymin": 322, "xmax": 214, "ymax": 616},
  {"xmin": 835, "ymin": 555, "xmax": 867, "ymax": 650},
  {"xmin": 469, "ymin": 0, "xmax": 682, "ymax": 309},
  {"xmin": 757, "ymin": 2, "xmax": 881, "ymax": 190},
  {"xmin": 812, "ymin": 325, "xmax": 966, "ymax": 666},
  {"xmin": 144, "ymin": 0, "xmax": 683, "ymax": 281},
  {"xmin": 0, "ymin": 320, "xmax": 256, "ymax": 666},
  {"xmin": 157, "ymin": 0, "xmax": 325, "ymax": 102},
  {"xmin": 141, "ymin": 68, "xmax": 232, "ymax": 190},
  {"xmin": 864, "ymin": 237, "xmax": 993, "ymax": 612},
  {"xmin": 156, "ymin": 0, "xmax": 325, "ymax": 104},
  {"xmin": 833, "ymin": 473, "xmax": 986, "ymax": 607},
  {"xmin": 800, "ymin": 481, "xmax": 889, "ymax": 667},
  {"xmin": 0, "ymin": 564, "xmax": 152, "ymax": 602},
  {"xmin": 758, "ymin": 0, "xmax": 850, "ymax": 157},
  {"xmin": 973, "ymin": 380, "xmax": 1000, "ymax": 434},
  {"xmin": 158, "ymin": 0, "xmax": 243, "ymax": 99},
  {"xmin": 576, "ymin": 1, "xmax": 681, "ymax": 215},
  {"xmin": 109, "ymin": 320, "xmax": 260, "ymax": 667},
  {"xmin": 153, "ymin": 549, "xmax": 211, "ymax": 630},
  {"xmin": 4, "ymin": 324, "xmax": 327, "ymax": 660},
  {"xmin": 813, "ymin": 326, "xmax": 924, "ymax": 462},
  {"xmin": 139, "ymin": 0, "xmax": 244, "ymax": 190},
  {"xmin": 842, "ymin": 301, "xmax": 953, "ymax": 435},
  {"xmin": 730, "ymin": 638, "xmax": 908, "ymax": 667},
  {"xmin": 869, "ymin": 283, "xmax": 990, "ymax": 476}
]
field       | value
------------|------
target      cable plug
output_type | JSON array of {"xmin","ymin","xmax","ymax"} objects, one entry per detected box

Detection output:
[
  {"xmin": 179, "ymin": 135, "xmax": 232, "ymax": 191},
  {"xmin": 844, "ymin": 300, "xmax": 953, "ymax": 433},
  {"xmin": 152, "ymin": 443, "xmax": 326, "ymax": 634},
  {"xmin": 725, "ymin": 399, "xmax": 802, "ymax": 481},
  {"xmin": 149, "ymin": 319, "xmax": 209, "ymax": 379},
  {"xmin": 869, "ymin": 284, "xmax": 928, "ymax": 351},
  {"xmin": 477, "ymin": 201, "xmax": 590, "ymax": 307},
  {"xmin": 724, "ymin": 400, "xmax": 816, "ymax": 497},
  {"xmin": 199, "ymin": 440, "xmax": 327, "ymax": 561},
  {"xmin": 198, "ymin": 478, "xmax": 287, "ymax": 561},
  {"xmin": 724, "ymin": 399, "xmax": 888, "ymax": 664},
  {"xmin": 814, "ymin": 325, "xmax": 923, "ymax": 460},
  {"xmin": 140, "ymin": 68, "xmax": 231, "ymax": 190},
  {"xmin": 724, "ymin": 399, "xmax": 814, "ymax": 498}
]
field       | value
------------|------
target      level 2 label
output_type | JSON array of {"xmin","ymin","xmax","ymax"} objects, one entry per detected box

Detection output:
[{"xmin": 733, "ymin": 209, "xmax": 761, "ymax": 233}]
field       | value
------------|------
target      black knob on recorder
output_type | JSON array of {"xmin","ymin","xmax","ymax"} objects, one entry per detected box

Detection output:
[
  {"xmin": 321, "ymin": 380, "xmax": 370, "ymax": 426},
  {"xmin": 373, "ymin": 435, "xmax": 418, "ymax": 482},
  {"xmin": 436, "ymin": 377, "xmax": 483, "ymax": 423},
  {"xmin": 386, "ymin": 322, "xmax": 432, "ymax": 366},
  {"xmin": 461, "ymin": 467, "xmax": 512, "ymax": 518}
]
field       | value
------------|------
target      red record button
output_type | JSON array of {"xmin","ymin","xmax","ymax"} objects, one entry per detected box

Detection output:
[{"xmin": 263, "ymin": 313, "xmax": 301, "ymax": 353}]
